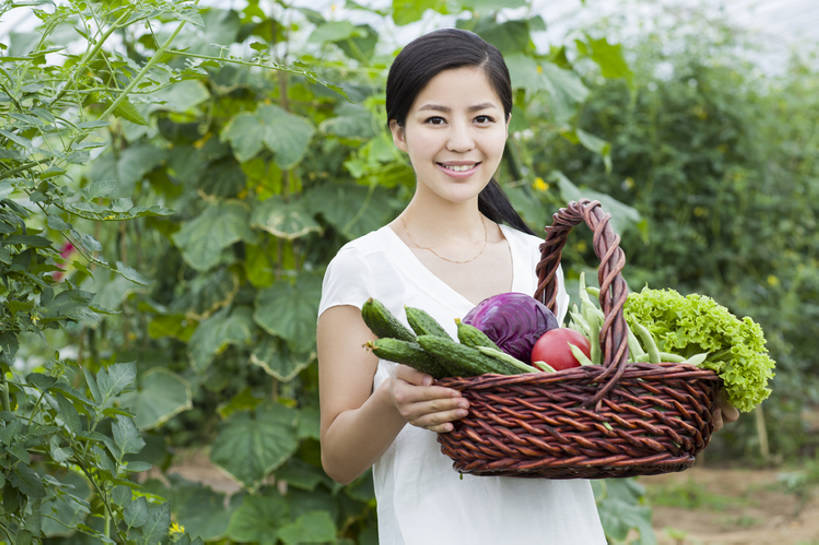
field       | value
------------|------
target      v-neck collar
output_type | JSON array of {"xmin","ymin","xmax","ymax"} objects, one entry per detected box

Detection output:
[{"xmin": 382, "ymin": 223, "xmax": 522, "ymax": 310}]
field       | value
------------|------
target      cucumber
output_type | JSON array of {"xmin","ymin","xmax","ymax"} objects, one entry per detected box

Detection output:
[
  {"xmin": 361, "ymin": 298, "xmax": 416, "ymax": 342},
  {"xmin": 366, "ymin": 338, "xmax": 447, "ymax": 378},
  {"xmin": 455, "ymin": 318, "xmax": 500, "ymax": 350},
  {"xmin": 416, "ymin": 335, "xmax": 519, "ymax": 376},
  {"xmin": 476, "ymin": 346, "xmax": 538, "ymax": 373},
  {"xmin": 405, "ymin": 306, "xmax": 451, "ymax": 339}
]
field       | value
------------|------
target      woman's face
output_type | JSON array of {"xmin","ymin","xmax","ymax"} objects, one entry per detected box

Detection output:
[{"xmin": 390, "ymin": 66, "xmax": 509, "ymax": 206}]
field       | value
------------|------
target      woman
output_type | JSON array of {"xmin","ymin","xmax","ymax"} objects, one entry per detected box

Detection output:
[{"xmin": 316, "ymin": 28, "xmax": 734, "ymax": 544}]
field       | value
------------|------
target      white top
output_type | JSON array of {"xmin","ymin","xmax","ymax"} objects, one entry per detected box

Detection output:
[{"xmin": 318, "ymin": 224, "xmax": 606, "ymax": 545}]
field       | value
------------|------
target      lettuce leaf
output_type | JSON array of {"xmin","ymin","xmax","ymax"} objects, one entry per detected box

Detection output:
[{"xmin": 623, "ymin": 287, "xmax": 775, "ymax": 412}]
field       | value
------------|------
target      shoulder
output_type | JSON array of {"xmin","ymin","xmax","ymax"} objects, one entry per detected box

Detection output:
[{"xmin": 327, "ymin": 227, "xmax": 389, "ymax": 269}]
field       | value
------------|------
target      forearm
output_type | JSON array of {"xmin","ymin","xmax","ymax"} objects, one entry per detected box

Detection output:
[{"xmin": 321, "ymin": 379, "xmax": 407, "ymax": 484}]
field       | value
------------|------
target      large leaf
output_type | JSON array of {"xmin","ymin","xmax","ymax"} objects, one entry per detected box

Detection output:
[
  {"xmin": 253, "ymin": 274, "xmax": 322, "ymax": 354},
  {"xmin": 150, "ymin": 80, "xmax": 210, "ymax": 113},
  {"xmin": 303, "ymin": 182, "xmax": 395, "ymax": 240},
  {"xmin": 250, "ymin": 195, "xmax": 321, "ymax": 240},
  {"xmin": 169, "ymin": 479, "xmax": 232, "ymax": 541},
  {"xmin": 85, "ymin": 144, "xmax": 166, "ymax": 199},
  {"xmin": 552, "ymin": 171, "xmax": 640, "ymax": 235},
  {"xmin": 575, "ymin": 35, "xmax": 634, "ymax": 84},
  {"xmin": 123, "ymin": 368, "xmax": 192, "ymax": 430},
  {"xmin": 226, "ymin": 493, "xmax": 289, "ymax": 545},
  {"xmin": 278, "ymin": 511, "xmax": 336, "ymax": 545},
  {"xmin": 392, "ymin": 0, "xmax": 442, "ymax": 25},
  {"xmin": 189, "ymin": 306, "xmax": 254, "ymax": 372},
  {"xmin": 250, "ymin": 336, "xmax": 313, "ymax": 382},
  {"xmin": 257, "ymin": 105, "xmax": 315, "ymax": 169},
  {"xmin": 210, "ymin": 404, "xmax": 300, "ymax": 491},
  {"xmin": 171, "ymin": 201, "xmax": 253, "ymax": 272},
  {"xmin": 222, "ymin": 105, "xmax": 315, "ymax": 168}
]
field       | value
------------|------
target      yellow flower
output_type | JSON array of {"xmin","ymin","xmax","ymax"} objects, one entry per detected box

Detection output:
[
  {"xmin": 693, "ymin": 206, "xmax": 708, "ymax": 217},
  {"xmin": 766, "ymin": 275, "xmax": 779, "ymax": 287},
  {"xmin": 532, "ymin": 177, "xmax": 549, "ymax": 192},
  {"xmin": 170, "ymin": 522, "xmax": 185, "ymax": 535},
  {"xmin": 104, "ymin": 214, "xmax": 116, "ymax": 220},
  {"xmin": 623, "ymin": 177, "xmax": 635, "ymax": 190},
  {"xmin": 536, "ymin": 64, "xmax": 543, "ymax": 74}
]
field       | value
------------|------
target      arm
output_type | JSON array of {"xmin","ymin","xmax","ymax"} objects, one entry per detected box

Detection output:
[{"xmin": 317, "ymin": 305, "xmax": 469, "ymax": 484}]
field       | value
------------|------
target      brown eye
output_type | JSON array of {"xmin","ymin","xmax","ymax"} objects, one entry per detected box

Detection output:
[
  {"xmin": 475, "ymin": 115, "xmax": 494, "ymax": 124},
  {"xmin": 425, "ymin": 116, "xmax": 446, "ymax": 125}
]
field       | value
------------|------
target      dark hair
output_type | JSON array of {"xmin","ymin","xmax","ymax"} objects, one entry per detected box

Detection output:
[{"xmin": 385, "ymin": 28, "xmax": 534, "ymax": 235}]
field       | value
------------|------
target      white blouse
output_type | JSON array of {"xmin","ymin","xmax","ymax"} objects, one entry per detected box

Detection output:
[{"xmin": 318, "ymin": 224, "xmax": 606, "ymax": 545}]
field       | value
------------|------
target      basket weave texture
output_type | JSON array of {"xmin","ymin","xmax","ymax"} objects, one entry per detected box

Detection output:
[{"xmin": 436, "ymin": 199, "xmax": 721, "ymax": 479}]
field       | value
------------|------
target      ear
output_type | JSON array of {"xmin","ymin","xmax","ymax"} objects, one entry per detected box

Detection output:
[
  {"xmin": 505, "ymin": 113, "xmax": 511, "ymax": 136},
  {"xmin": 389, "ymin": 119, "xmax": 408, "ymax": 152}
]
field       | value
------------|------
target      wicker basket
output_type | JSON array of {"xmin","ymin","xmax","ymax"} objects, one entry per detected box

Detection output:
[{"xmin": 436, "ymin": 199, "xmax": 721, "ymax": 479}]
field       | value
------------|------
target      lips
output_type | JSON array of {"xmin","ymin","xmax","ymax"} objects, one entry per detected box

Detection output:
[{"xmin": 437, "ymin": 161, "xmax": 481, "ymax": 174}]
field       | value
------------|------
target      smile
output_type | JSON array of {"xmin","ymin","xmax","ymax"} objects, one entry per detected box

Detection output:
[{"xmin": 437, "ymin": 162, "xmax": 480, "ymax": 175}]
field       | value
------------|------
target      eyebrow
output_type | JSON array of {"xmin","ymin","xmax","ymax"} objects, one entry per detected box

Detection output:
[{"xmin": 417, "ymin": 102, "xmax": 499, "ymax": 113}]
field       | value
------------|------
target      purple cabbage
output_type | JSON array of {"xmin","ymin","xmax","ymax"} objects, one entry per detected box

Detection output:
[{"xmin": 463, "ymin": 292, "xmax": 559, "ymax": 363}]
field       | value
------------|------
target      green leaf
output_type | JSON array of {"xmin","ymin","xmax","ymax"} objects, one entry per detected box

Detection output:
[
  {"xmin": 576, "ymin": 35, "xmax": 634, "ymax": 84},
  {"xmin": 96, "ymin": 362, "xmax": 137, "ymax": 405},
  {"xmin": 253, "ymin": 274, "xmax": 322, "ymax": 354},
  {"xmin": 303, "ymin": 182, "xmax": 395, "ymax": 239},
  {"xmin": 171, "ymin": 201, "xmax": 253, "ymax": 272},
  {"xmin": 114, "ymin": 97, "xmax": 149, "ymax": 125},
  {"xmin": 467, "ymin": 19, "xmax": 531, "ymax": 55},
  {"xmin": 112, "ymin": 415, "xmax": 146, "ymax": 457},
  {"xmin": 211, "ymin": 404, "xmax": 300, "ymax": 491},
  {"xmin": 250, "ymin": 336, "xmax": 313, "ymax": 382},
  {"xmin": 189, "ymin": 306, "xmax": 254, "ymax": 372},
  {"xmin": 169, "ymin": 479, "xmax": 231, "ymax": 541},
  {"xmin": 136, "ymin": 501, "xmax": 171, "ymax": 545},
  {"xmin": 575, "ymin": 128, "xmax": 612, "ymax": 173},
  {"xmin": 220, "ymin": 112, "xmax": 264, "ymax": 162},
  {"xmin": 250, "ymin": 195, "xmax": 322, "ymax": 240},
  {"xmin": 42, "ymin": 289, "xmax": 96, "ymax": 321},
  {"xmin": 227, "ymin": 493, "xmax": 289, "ymax": 545},
  {"xmin": 392, "ymin": 0, "xmax": 442, "ymax": 25},
  {"xmin": 551, "ymin": 171, "xmax": 640, "ymax": 234},
  {"xmin": 222, "ymin": 105, "xmax": 315, "ymax": 168},
  {"xmin": 198, "ymin": 156, "xmax": 246, "ymax": 198},
  {"xmin": 594, "ymin": 479, "xmax": 656, "ymax": 544},
  {"xmin": 150, "ymin": 80, "xmax": 210, "ymax": 113},
  {"xmin": 319, "ymin": 102, "xmax": 377, "ymax": 140},
  {"xmin": 275, "ymin": 458, "xmax": 330, "ymax": 491},
  {"xmin": 124, "ymin": 367, "xmax": 192, "ymax": 430},
  {"xmin": 257, "ymin": 104, "xmax": 315, "ymax": 169},
  {"xmin": 278, "ymin": 510, "xmax": 336, "ymax": 545},
  {"xmin": 308, "ymin": 21, "xmax": 359, "ymax": 44},
  {"xmin": 124, "ymin": 495, "xmax": 150, "ymax": 529}
]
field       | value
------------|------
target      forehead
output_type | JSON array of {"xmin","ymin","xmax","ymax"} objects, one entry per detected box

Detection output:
[{"xmin": 411, "ymin": 66, "xmax": 502, "ymax": 110}]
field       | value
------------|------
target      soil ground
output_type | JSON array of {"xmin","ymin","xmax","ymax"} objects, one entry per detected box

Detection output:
[{"xmin": 638, "ymin": 465, "xmax": 819, "ymax": 545}]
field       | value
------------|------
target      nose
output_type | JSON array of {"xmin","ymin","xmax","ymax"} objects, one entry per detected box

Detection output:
[{"xmin": 446, "ymin": 120, "xmax": 474, "ymax": 152}]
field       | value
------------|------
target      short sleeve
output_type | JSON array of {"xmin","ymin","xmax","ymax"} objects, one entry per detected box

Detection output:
[{"xmin": 317, "ymin": 247, "xmax": 372, "ymax": 318}]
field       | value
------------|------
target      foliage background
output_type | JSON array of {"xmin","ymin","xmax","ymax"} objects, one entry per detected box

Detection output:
[{"xmin": 0, "ymin": 0, "xmax": 815, "ymax": 544}]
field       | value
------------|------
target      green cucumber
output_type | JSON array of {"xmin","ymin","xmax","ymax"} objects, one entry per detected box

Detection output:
[
  {"xmin": 361, "ymin": 298, "xmax": 416, "ymax": 342},
  {"xmin": 416, "ymin": 335, "xmax": 519, "ymax": 376},
  {"xmin": 366, "ymin": 338, "xmax": 447, "ymax": 378},
  {"xmin": 476, "ymin": 346, "xmax": 538, "ymax": 373},
  {"xmin": 405, "ymin": 306, "xmax": 451, "ymax": 338},
  {"xmin": 455, "ymin": 319, "xmax": 500, "ymax": 350}
]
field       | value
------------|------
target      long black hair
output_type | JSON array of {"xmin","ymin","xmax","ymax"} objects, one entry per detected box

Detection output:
[{"xmin": 385, "ymin": 28, "xmax": 534, "ymax": 235}]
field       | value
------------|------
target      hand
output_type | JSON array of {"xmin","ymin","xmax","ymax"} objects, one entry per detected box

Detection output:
[
  {"xmin": 388, "ymin": 364, "xmax": 469, "ymax": 433},
  {"xmin": 712, "ymin": 392, "xmax": 739, "ymax": 432}
]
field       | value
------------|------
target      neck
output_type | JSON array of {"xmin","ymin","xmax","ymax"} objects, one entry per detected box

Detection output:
[{"xmin": 400, "ymin": 193, "xmax": 485, "ymax": 239}]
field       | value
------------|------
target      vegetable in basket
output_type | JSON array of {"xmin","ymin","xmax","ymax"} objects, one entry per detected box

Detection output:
[
  {"xmin": 462, "ymin": 292, "xmax": 558, "ymax": 363},
  {"xmin": 530, "ymin": 328, "xmax": 592, "ymax": 370},
  {"xmin": 623, "ymin": 287, "xmax": 775, "ymax": 413}
]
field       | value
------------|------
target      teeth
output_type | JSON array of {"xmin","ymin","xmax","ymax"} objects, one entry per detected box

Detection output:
[{"xmin": 442, "ymin": 164, "xmax": 475, "ymax": 172}]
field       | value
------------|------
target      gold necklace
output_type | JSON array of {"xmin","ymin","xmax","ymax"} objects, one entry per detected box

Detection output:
[{"xmin": 400, "ymin": 216, "xmax": 488, "ymax": 264}]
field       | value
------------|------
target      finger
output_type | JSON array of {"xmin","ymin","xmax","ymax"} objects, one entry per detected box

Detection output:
[
  {"xmin": 399, "ymin": 396, "xmax": 469, "ymax": 422},
  {"xmin": 394, "ymin": 364, "xmax": 434, "ymax": 386},
  {"xmin": 723, "ymin": 404, "xmax": 740, "ymax": 423},
  {"xmin": 409, "ymin": 406, "xmax": 470, "ymax": 431},
  {"xmin": 712, "ymin": 408, "xmax": 724, "ymax": 432}
]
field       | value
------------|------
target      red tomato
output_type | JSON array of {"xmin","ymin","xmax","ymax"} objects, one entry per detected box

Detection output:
[{"xmin": 530, "ymin": 328, "xmax": 591, "ymax": 371}]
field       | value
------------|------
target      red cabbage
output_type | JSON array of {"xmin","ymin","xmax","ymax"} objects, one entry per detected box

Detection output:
[{"xmin": 463, "ymin": 292, "xmax": 559, "ymax": 363}]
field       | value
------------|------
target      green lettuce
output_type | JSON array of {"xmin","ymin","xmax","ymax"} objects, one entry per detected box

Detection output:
[{"xmin": 623, "ymin": 287, "xmax": 775, "ymax": 412}]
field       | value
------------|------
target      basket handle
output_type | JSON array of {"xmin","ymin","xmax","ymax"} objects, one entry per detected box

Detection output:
[{"xmin": 533, "ymin": 199, "xmax": 630, "ymax": 405}]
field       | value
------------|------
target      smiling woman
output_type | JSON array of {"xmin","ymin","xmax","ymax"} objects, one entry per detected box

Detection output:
[{"xmin": 315, "ymin": 28, "xmax": 606, "ymax": 545}]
